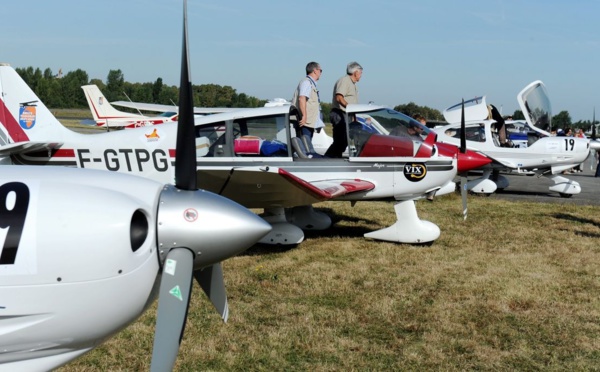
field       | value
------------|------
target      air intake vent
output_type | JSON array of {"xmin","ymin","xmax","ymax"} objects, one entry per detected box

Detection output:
[{"xmin": 130, "ymin": 209, "xmax": 149, "ymax": 252}]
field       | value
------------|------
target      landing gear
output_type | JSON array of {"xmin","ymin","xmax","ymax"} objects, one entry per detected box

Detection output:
[
  {"xmin": 544, "ymin": 174, "xmax": 581, "ymax": 196},
  {"xmin": 463, "ymin": 170, "xmax": 499, "ymax": 195},
  {"xmin": 258, "ymin": 206, "xmax": 332, "ymax": 245},
  {"xmin": 364, "ymin": 200, "xmax": 440, "ymax": 244}
]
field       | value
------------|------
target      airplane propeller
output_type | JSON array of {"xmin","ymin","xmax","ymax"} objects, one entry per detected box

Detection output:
[
  {"xmin": 149, "ymin": 2, "xmax": 270, "ymax": 370},
  {"xmin": 592, "ymin": 107, "xmax": 597, "ymax": 141},
  {"xmin": 459, "ymin": 99, "xmax": 468, "ymax": 220}
]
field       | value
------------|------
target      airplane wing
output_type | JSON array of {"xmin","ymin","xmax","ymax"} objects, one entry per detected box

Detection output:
[
  {"xmin": 111, "ymin": 101, "xmax": 239, "ymax": 115},
  {"xmin": 197, "ymin": 166, "xmax": 375, "ymax": 208},
  {"xmin": 0, "ymin": 141, "xmax": 63, "ymax": 156}
]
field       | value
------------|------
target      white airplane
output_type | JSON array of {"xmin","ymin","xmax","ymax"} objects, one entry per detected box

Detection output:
[
  {"xmin": 434, "ymin": 81, "xmax": 600, "ymax": 197},
  {"xmin": 0, "ymin": 2, "xmax": 271, "ymax": 370},
  {"xmin": 82, "ymin": 84, "xmax": 238, "ymax": 128},
  {"xmin": 0, "ymin": 62, "xmax": 492, "ymax": 244},
  {"xmin": 82, "ymin": 84, "xmax": 179, "ymax": 128}
]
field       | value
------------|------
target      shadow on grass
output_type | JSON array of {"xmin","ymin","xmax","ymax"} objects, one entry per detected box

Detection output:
[
  {"xmin": 241, "ymin": 207, "xmax": 385, "ymax": 256},
  {"xmin": 496, "ymin": 189, "xmax": 557, "ymax": 198},
  {"xmin": 552, "ymin": 212, "xmax": 600, "ymax": 238}
]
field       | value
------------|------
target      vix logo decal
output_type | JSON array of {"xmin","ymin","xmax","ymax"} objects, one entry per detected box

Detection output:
[
  {"xmin": 403, "ymin": 163, "xmax": 427, "ymax": 182},
  {"xmin": 19, "ymin": 106, "xmax": 36, "ymax": 130}
]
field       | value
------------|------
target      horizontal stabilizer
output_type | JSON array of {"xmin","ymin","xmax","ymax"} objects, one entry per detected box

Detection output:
[{"xmin": 0, "ymin": 141, "xmax": 63, "ymax": 156}]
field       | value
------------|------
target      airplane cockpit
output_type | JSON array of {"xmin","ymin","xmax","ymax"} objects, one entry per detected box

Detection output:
[
  {"xmin": 192, "ymin": 104, "xmax": 436, "ymax": 160},
  {"xmin": 346, "ymin": 106, "xmax": 433, "ymax": 157},
  {"xmin": 194, "ymin": 108, "xmax": 293, "ymax": 158}
]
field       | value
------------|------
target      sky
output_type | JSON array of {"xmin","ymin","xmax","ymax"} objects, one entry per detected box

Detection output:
[{"xmin": 2, "ymin": 0, "xmax": 600, "ymax": 121}]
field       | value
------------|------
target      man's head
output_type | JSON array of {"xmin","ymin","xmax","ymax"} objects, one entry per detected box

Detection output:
[
  {"xmin": 346, "ymin": 61, "xmax": 363, "ymax": 82},
  {"xmin": 306, "ymin": 61, "xmax": 323, "ymax": 80}
]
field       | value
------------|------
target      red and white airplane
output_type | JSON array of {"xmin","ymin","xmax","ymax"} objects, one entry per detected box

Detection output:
[
  {"xmin": 81, "ymin": 84, "xmax": 239, "ymax": 128},
  {"xmin": 82, "ymin": 84, "xmax": 179, "ymax": 128},
  {"xmin": 0, "ymin": 3, "xmax": 271, "ymax": 369},
  {"xmin": 82, "ymin": 84, "xmax": 238, "ymax": 128}
]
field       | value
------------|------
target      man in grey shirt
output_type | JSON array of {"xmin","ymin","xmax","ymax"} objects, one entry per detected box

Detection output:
[{"xmin": 325, "ymin": 61, "xmax": 363, "ymax": 157}]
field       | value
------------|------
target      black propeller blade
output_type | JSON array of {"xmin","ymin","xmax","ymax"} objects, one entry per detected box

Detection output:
[
  {"xmin": 592, "ymin": 107, "xmax": 596, "ymax": 141},
  {"xmin": 149, "ymin": 1, "xmax": 271, "ymax": 370},
  {"xmin": 175, "ymin": 0, "xmax": 196, "ymax": 192},
  {"xmin": 151, "ymin": 249, "xmax": 195, "ymax": 371},
  {"xmin": 459, "ymin": 99, "xmax": 468, "ymax": 220},
  {"xmin": 151, "ymin": 3, "xmax": 197, "ymax": 370}
]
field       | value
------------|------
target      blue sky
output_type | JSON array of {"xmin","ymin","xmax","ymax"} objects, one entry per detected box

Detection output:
[{"xmin": 2, "ymin": 0, "xmax": 600, "ymax": 121}]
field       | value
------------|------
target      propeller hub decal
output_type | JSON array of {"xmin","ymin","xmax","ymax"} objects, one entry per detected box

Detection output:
[
  {"xmin": 183, "ymin": 208, "xmax": 198, "ymax": 222},
  {"xmin": 403, "ymin": 163, "xmax": 427, "ymax": 182},
  {"xmin": 169, "ymin": 285, "xmax": 183, "ymax": 301}
]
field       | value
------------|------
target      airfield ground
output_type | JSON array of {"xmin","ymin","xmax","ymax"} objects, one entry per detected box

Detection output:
[{"xmin": 55, "ymin": 111, "xmax": 600, "ymax": 371}]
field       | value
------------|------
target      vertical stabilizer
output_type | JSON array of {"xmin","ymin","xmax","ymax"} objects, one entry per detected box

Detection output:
[
  {"xmin": 0, "ymin": 64, "xmax": 77, "ymax": 144},
  {"xmin": 81, "ymin": 85, "xmax": 140, "ymax": 126}
]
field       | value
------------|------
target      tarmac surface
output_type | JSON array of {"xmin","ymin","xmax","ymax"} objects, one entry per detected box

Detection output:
[{"xmin": 471, "ymin": 156, "xmax": 600, "ymax": 206}]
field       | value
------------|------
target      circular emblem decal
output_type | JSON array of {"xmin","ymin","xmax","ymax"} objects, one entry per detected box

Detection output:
[
  {"xmin": 403, "ymin": 163, "xmax": 427, "ymax": 182},
  {"xmin": 183, "ymin": 208, "xmax": 198, "ymax": 222}
]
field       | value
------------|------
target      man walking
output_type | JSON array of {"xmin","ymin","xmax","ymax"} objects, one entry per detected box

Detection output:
[{"xmin": 325, "ymin": 61, "xmax": 363, "ymax": 158}]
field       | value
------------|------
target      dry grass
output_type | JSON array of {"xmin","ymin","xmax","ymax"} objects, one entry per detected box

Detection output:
[{"xmin": 58, "ymin": 194, "xmax": 600, "ymax": 371}]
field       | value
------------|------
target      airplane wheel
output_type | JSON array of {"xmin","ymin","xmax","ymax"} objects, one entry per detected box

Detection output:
[{"xmin": 559, "ymin": 193, "xmax": 573, "ymax": 198}]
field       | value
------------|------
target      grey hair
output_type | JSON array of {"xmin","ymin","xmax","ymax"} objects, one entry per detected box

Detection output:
[
  {"xmin": 305, "ymin": 61, "xmax": 320, "ymax": 74},
  {"xmin": 346, "ymin": 61, "xmax": 363, "ymax": 75}
]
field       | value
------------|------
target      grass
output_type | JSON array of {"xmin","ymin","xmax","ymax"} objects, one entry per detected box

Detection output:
[{"xmin": 57, "ymin": 194, "xmax": 600, "ymax": 371}]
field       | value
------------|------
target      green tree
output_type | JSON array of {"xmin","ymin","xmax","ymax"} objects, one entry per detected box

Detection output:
[
  {"xmin": 152, "ymin": 78, "xmax": 163, "ymax": 103},
  {"xmin": 89, "ymin": 78, "xmax": 105, "ymax": 91},
  {"xmin": 105, "ymin": 69, "xmax": 125, "ymax": 102},
  {"xmin": 60, "ymin": 69, "xmax": 89, "ymax": 107},
  {"xmin": 553, "ymin": 110, "xmax": 572, "ymax": 130},
  {"xmin": 512, "ymin": 110, "xmax": 525, "ymax": 120},
  {"xmin": 393, "ymin": 102, "xmax": 443, "ymax": 121}
]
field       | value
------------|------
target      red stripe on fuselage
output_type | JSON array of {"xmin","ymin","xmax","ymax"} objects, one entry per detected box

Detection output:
[{"xmin": 0, "ymin": 98, "xmax": 30, "ymax": 142}]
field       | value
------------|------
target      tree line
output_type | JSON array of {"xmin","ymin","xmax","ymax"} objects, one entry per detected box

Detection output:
[
  {"xmin": 16, "ymin": 67, "xmax": 594, "ymax": 130},
  {"xmin": 15, "ymin": 66, "xmax": 267, "ymax": 110}
]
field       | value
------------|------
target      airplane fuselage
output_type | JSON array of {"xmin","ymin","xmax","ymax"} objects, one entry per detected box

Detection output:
[
  {"xmin": 0, "ymin": 167, "xmax": 162, "ymax": 370},
  {"xmin": 435, "ymin": 121, "xmax": 591, "ymax": 172},
  {"xmin": 10, "ymin": 122, "xmax": 456, "ymax": 207}
]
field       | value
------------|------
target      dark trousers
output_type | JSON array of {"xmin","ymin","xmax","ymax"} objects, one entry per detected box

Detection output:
[
  {"xmin": 294, "ymin": 124, "xmax": 314, "ymax": 139},
  {"xmin": 325, "ymin": 109, "xmax": 347, "ymax": 157},
  {"xmin": 595, "ymin": 156, "xmax": 600, "ymax": 177}
]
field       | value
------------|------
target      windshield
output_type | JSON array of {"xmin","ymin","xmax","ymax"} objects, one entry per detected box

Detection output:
[
  {"xmin": 519, "ymin": 82, "xmax": 552, "ymax": 133},
  {"xmin": 159, "ymin": 111, "xmax": 178, "ymax": 118},
  {"xmin": 353, "ymin": 108, "xmax": 432, "ymax": 141}
]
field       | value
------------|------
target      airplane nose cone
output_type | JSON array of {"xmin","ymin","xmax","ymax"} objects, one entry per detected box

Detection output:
[
  {"xmin": 456, "ymin": 149, "xmax": 492, "ymax": 173},
  {"xmin": 157, "ymin": 185, "xmax": 271, "ymax": 269},
  {"xmin": 435, "ymin": 143, "xmax": 492, "ymax": 173}
]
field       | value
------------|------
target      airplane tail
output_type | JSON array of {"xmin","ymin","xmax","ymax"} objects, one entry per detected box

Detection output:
[
  {"xmin": 81, "ymin": 84, "xmax": 141, "ymax": 126},
  {"xmin": 0, "ymin": 63, "xmax": 79, "ymax": 145}
]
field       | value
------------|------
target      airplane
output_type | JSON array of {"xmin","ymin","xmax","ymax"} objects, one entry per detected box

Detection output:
[
  {"xmin": 0, "ymin": 62, "xmax": 492, "ymax": 245},
  {"xmin": 82, "ymin": 84, "xmax": 238, "ymax": 128},
  {"xmin": 433, "ymin": 81, "xmax": 600, "ymax": 197},
  {"xmin": 82, "ymin": 84, "xmax": 179, "ymax": 128},
  {"xmin": 0, "ymin": 2, "xmax": 271, "ymax": 370}
]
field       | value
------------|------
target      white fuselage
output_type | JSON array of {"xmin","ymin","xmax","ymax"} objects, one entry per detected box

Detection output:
[
  {"xmin": 0, "ymin": 167, "xmax": 162, "ymax": 370},
  {"xmin": 434, "ymin": 121, "xmax": 591, "ymax": 172}
]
